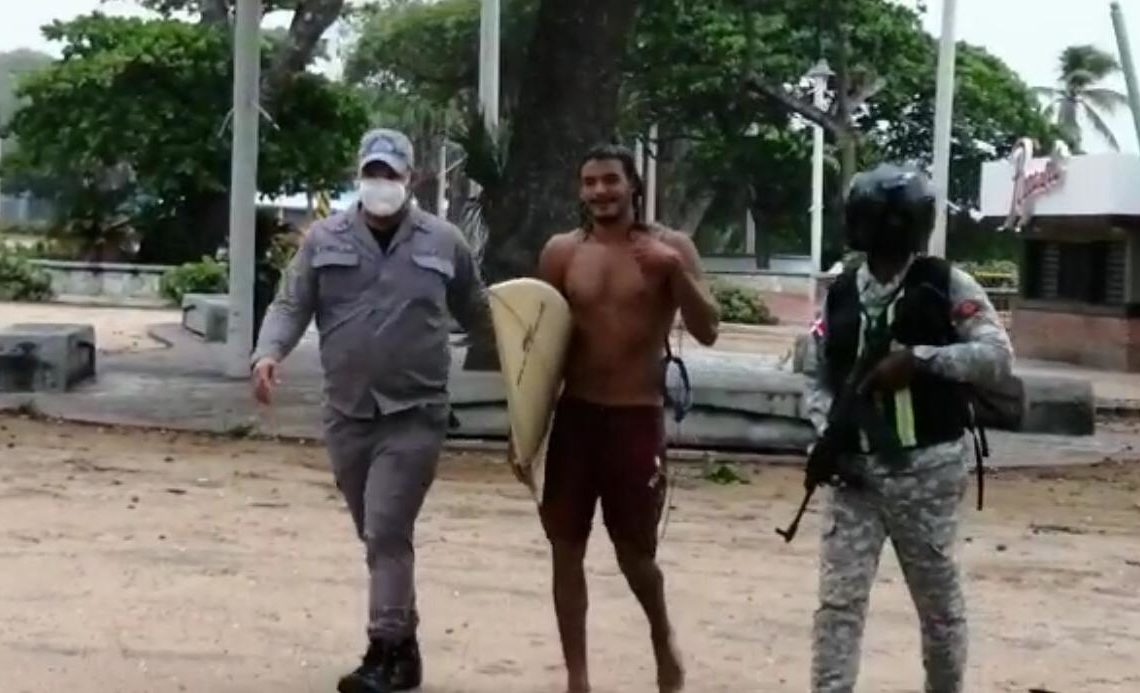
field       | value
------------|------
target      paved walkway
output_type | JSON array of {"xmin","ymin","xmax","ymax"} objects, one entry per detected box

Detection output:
[{"xmin": 4, "ymin": 302, "xmax": 1140, "ymax": 470}]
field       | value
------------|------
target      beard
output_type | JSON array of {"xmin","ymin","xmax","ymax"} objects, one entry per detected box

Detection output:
[{"xmin": 586, "ymin": 199, "xmax": 631, "ymax": 226}]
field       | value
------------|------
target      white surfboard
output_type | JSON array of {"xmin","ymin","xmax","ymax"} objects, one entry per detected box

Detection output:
[{"xmin": 487, "ymin": 277, "xmax": 573, "ymax": 505}]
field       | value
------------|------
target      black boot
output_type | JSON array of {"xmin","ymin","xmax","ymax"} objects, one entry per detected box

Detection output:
[
  {"xmin": 336, "ymin": 637, "xmax": 422, "ymax": 693},
  {"xmin": 386, "ymin": 636, "xmax": 422, "ymax": 691},
  {"xmin": 337, "ymin": 640, "xmax": 390, "ymax": 693}
]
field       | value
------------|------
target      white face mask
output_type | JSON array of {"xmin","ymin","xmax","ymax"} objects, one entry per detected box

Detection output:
[{"xmin": 358, "ymin": 177, "xmax": 408, "ymax": 217}]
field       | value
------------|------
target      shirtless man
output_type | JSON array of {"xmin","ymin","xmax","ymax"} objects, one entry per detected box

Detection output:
[{"xmin": 535, "ymin": 143, "xmax": 720, "ymax": 692}]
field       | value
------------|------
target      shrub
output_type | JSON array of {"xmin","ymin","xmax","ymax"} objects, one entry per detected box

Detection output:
[
  {"xmin": 0, "ymin": 246, "xmax": 53, "ymax": 302},
  {"xmin": 711, "ymin": 280, "xmax": 778, "ymax": 325},
  {"xmin": 956, "ymin": 259, "xmax": 1018, "ymax": 289},
  {"xmin": 160, "ymin": 256, "xmax": 228, "ymax": 304}
]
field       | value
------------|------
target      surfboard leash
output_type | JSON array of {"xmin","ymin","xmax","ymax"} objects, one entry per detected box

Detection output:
[{"xmin": 658, "ymin": 321, "xmax": 688, "ymax": 545}]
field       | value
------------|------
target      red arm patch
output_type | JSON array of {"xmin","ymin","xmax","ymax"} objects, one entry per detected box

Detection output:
[
  {"xmin": 952, "ymin": 299, "xmax": 981, "ymax": 321},
  {"xmin": 810, "ymin": 315, "xmax": 825, "ymax": 338}
]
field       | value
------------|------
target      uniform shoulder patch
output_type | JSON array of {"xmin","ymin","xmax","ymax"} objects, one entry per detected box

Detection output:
[
  {"xmin": 810, "ymin": 315, "xmax": 826, "ymax": 338},
  {"xmin": 952, "ymin": 299, "xmax": 981, "ymax": 321}
]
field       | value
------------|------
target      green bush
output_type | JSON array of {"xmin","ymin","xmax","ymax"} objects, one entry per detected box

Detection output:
[
  {"xmin": 160, "ymin": 256, "xmax": 229, "ymax": 304},
  {"xmin": 711, "ymin": 280, "xmax": 778, "ymax": 325},
  {"xmin": 0, "ymin": 246, "xmax": 54, "ymax": 302},
  {"xmin": 956, "ymin": 259, "xmax": 1018, "ymax": 289}
]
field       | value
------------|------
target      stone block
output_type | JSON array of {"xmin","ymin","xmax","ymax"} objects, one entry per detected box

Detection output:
[
  {"xmin": 0, "ymin": 323, "xmax": 96, "ymax": 392},
  {"xmin": 181, "ymin": 293, "xmax": 229, "ymax": 342},
  {"xmin": 1018, "ymin": 375, "xmax": 1095, "ymax": 436}
]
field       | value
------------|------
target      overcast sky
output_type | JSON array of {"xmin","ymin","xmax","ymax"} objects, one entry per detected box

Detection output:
[{"xmin": 1, "ymin": 0, "xmax": 1137, "ymax": 154}]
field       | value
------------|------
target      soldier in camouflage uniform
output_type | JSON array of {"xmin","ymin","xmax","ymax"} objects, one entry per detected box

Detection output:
[{"xmin": 803, "ymin": 163, "xmax": 1014, "ymax": 693}]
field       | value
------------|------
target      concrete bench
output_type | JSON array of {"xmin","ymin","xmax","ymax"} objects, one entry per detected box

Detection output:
[
  {"xmin": 181, "ymin": 293, "xmax": 228, "ymax": 342},
  {"xmin": 0, "ymin": 323, "xmax": 96, "ymax": 392}
]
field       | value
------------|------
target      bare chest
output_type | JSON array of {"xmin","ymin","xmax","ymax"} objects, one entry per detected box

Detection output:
[{"xmin": 563, "ymin": 242, "xmax": 668, "ymax": 313}]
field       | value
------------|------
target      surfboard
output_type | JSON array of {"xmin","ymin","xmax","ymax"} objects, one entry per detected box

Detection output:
[{"xmin": 487, "ymin": 277, "xmax": 573, "ymax": 505}]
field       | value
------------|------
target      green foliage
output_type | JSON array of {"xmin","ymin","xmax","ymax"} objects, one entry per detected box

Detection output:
[
  {"xmin": 0, "ymin": 246, "xmax": 54, "ymax": 301},
  {"xmin": 956, "ymin": 259, "xmax": 1018, "ymax": 289},
  {"xmin": 711, "ymin": 280, "xmax": 777, "ymax": 326},
  {"xmin": 703, "ymin": 461, "xmax": 750, "ymax": 485},
  {"xmin": 4, "ymin": 14, "xmax": 369, "ymax": 263},
  {"xmin": 346, "ymin": 0, "xmax": 1057, "ymax": 270},
  {"xmin": 876, "ymin": 41, "xmax": 1066, "ymax": 212},
  {"xmin": 160, "ymin": 255, "xmax": 228, "ymax": 304},
  {"xmin": 345, "ymin": 0, "xmax": 536, "ymax": 109},
  {"xmin": 1034, "ymin": 44, "xmax": 1128, "ymax": 151}
]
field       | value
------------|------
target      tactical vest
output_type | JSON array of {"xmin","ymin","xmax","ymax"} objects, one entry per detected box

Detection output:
[{"xmin": 824, "ymin": 256, "xmax": 969, "ymax": 454}]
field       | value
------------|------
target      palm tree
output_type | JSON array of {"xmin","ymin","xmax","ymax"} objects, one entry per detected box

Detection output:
[{"xmin": 1034, "ymin": 45, "xmax": 1129, "ymax": 151}]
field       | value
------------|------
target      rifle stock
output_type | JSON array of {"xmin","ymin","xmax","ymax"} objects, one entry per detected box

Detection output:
[{"xmin": 776, "ymin": 328, "xmax": 897, "ymax": 543}]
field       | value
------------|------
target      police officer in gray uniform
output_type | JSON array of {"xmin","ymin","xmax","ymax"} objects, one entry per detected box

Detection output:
[
  {"xmin": 251, "ymin": 128, "xmax": 492, "ymax": 693},
  {"xmin": 804, "ymin": 163, "xmax": 1013, "ymax": 693}
]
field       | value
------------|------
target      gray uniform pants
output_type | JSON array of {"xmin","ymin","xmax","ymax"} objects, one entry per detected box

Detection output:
[
  {"xmin": 323, "ymin": 404, "xmax": 447, "ymax": 643},
  {"xmin": 812, "ymin": 443, "xmax": 969, "ymax": 693}
]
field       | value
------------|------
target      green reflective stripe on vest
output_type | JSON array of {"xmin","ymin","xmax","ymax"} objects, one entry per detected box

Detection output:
[
  {"xmin": 855, "ymin": 309, "xmax": 870, "ymax": 452},
  {"xmin": 886, "ymin": 299, "xmax": 918, "ymax": 447},
  {"xmin": 893, "ymin": 387, "xmax": 918, "ymax": 447}
]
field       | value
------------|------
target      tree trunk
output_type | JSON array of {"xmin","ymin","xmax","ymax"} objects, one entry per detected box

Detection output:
[
  {"xmin": 481, "ymin": 0, "xmax": 641, "ymax": 285},
  {"xmin": 412, "ymin": 135, "xmax": 443, "ymax": 215},
  {"xmin": 657, "ymin": 136, "xmax": 716, "ymax": 235}
]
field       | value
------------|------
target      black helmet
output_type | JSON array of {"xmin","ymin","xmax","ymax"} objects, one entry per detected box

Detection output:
[{"xmin": 844, "ymin": 163, "xmax": 935, "ymax": 256}]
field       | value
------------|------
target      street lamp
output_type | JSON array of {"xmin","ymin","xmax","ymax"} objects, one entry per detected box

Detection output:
[{"xmin": 805, "ymin": 58, "xmax": 833, "ymax": 288}]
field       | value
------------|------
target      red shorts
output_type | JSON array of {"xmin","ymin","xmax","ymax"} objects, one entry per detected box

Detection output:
[{"xmin": 539, "ymin": 397, "xmax": 668, "ymax": 554}]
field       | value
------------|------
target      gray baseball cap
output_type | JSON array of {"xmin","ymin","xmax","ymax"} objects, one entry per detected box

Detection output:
[{"xmin": 357, "ymin": 128, "xmax": 414, "ymax": 177}]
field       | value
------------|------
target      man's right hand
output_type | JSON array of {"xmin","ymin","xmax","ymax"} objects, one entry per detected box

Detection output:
[{"xmin": 252, "ymin": 357, "xmax": 279, "ymax": 405}]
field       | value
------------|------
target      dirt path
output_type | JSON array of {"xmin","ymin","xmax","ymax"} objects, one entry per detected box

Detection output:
[{"xmin": 1, "ymin": 415, "xmax": 1138, "ymax": 693}]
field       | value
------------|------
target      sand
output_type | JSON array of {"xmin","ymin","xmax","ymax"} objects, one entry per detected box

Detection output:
[{"xmin": 0, "ymin": 414, "xmax": 1138, "ymax": 693}]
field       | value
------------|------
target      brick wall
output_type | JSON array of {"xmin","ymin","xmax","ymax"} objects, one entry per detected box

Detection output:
[{"xmin": 1011, "ymin": 307, "xmax": 1140, "ymax": 371}]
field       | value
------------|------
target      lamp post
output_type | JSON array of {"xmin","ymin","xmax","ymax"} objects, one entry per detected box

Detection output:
[
  {"xmin": 645, "ymin": 123, "xmax": 659, "ymax": 223},
  {"xmin": 224, "ymin": 0, "xmax": 262, "ymax": 378},
  {"xmin": 806, "ymin": 59, "xmax": 834, "ymax": 292},
  {"xmin": 928, "ymin": 0, "xmax": 959, "ymax": 259},
  {"xmin": 1111, "ymin": 1, "xmax": 1140, "ymax": 150},
  {"xmin": 478, "ymin": 0, "xmax": 501, "ymax": 132}
]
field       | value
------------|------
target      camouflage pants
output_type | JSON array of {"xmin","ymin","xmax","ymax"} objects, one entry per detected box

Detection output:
[{"xmin": 811, "ymin": 443, "xmax": 969, "ymax": 693}]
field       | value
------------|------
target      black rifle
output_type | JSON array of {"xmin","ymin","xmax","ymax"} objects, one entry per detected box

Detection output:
[{"xmin": 776, "ymin": 317, "xmax": 903, "ymax": 542}]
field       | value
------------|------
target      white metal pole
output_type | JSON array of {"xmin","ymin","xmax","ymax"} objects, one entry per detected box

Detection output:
[
  {"xmin": 645, "ymin": 123, "xmax": 658, "ymax": 223},
  {"xmin": 224, "ymin": 0, "xmax": 262, "ymax": 378},
  {"xmin": 810, "ymin": 86, "xmax": 826, "ymax": 274},
  {"xmin": 436, "ymin": 139, "xmax": 448, "ymax": 215},
  {"xmin": 928, "ymin": 0, "xmax": 959, "ymax": 259},
  {"xmin": 0, "ymin": 136, "xmax": 5, "ymax": 224},
  {"xmin": 478, "ymin": 0, "xmax": 501, "ymax": 131},
  {"xmin": 1111, "ymin": 1, "xmax": 1140, "ymax": 151}
]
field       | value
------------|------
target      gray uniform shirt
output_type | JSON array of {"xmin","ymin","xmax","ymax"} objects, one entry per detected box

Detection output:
[
  {"xmin": 252, "ymin": 205, "xmax": 492, "ymax": 419},
  {"xmin": 803, "ymin": 258, "xmax": 1014, "ymax": 470}
]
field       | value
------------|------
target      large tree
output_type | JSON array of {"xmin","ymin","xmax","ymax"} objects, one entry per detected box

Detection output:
[
  {"xmin": 133, "ymin": 0, "xmax": 346, "ymax": 94},
  {"xmin": 4, "ymin": 15, "xmax": 368, "ymax": 262},
  {"xmin": 346, "ymin": 0, "xmax": 1058, "ymax": 269},
  {"xmin": 478, "ymin": 0, "xmax": 641, "ymax": 284}
]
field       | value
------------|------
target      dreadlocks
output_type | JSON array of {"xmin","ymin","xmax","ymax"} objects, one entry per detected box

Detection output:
[{"xmin": 578, "ymin": 142, "xmax": 646, "ymax": 234}]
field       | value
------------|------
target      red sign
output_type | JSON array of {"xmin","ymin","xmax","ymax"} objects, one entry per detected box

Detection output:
[{"xmin": 1001, "ymin": 138, "xmax": 1069, "ymax": 231}]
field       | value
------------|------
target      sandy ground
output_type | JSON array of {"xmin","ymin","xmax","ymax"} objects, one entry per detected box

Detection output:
[{"xmin": 1, "ymin": 415, "xmax": 1138, "ymax": 693}]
